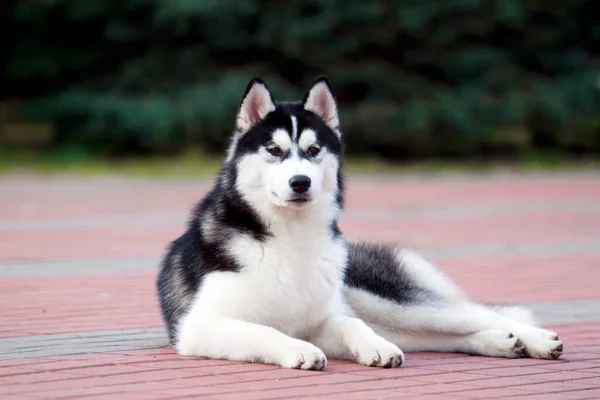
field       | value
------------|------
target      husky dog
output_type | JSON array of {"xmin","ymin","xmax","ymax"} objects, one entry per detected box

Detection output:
[{"xmin": 157, "ymin": 77, "xmax": 563, "ymax": 370}]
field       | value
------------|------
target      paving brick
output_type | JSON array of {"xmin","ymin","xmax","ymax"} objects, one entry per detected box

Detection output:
[
  {"xmin": 515, "ymin": 380, "xmax": 596, "ymax": 393},
  {"xmin": 451, "ymin": 387, "xmax": 554, "ymax": 398},
  {"xmin": 1, "ymin": 395, "xmax": 42, "ymax": 400},
  {"xmin": 312, "ymin": 392, "xmax": 471, "ymax": 400},
  {"xmin": 23, "ymin": 381, "xmax": 187, "ymax": 399},
  {"xmin": 0, "ymin": 371, "xmax": 81, "ymax": 385},
  {"xmin": 0, "ymin": 367, "xmax": 39, "ymax": 376},
  {"xmin": 454, "ymin": 372, "xmax": 599, "ymax": 389},
  {"xmin": 488, "ymin": 361, "xmax": 599, "ymax": 373},
  {"xmin": 501, "ymin": 395, "xmax": 597, "ymax": 400},
  {"xmin": 348, "ymin": 367, "xmax": 453, "ymax": 379},
  {"xmin": 16, "ymin": 359, "xmax": 148, "ymax": 372},
  {"xmin": 153, "ymin": 373, "xmax": 377, "ymax": 398},
  {"xmin": 0, "ymin": 358, "xmax": 65, "ymax": 368},
  {"xmin": 566, "ymin": 388, "xmax": 600, "ymax": 399},
  {"xmin": 196, "ymin": 378, "xmax": 431, "ymax": 400},
  {"xmin": 355, "ymin": 371, "xmax": 483, "ymax": 383},
  {"xmin": 60, "ymin": 364, "xmax": 163, "ymax": 376},
  {"xmin": 467, "ymin": 368, "xmax": 599, "ymax": 380},
  {"xmin": 76, "ymin": 394, "xmax": 172, "ymax": 400}
]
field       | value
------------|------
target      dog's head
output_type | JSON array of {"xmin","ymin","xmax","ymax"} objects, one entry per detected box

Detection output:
[{"xmin": 223, "ymin": 76, "xmax": 344, "ymax": 216}]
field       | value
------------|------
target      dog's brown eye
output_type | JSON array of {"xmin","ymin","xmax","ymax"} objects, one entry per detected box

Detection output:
[
  {"xmin": 307, "ymin": 146, "xmax": 321, "ymax": 157},
  {"xmin": 267, "ymin": 146, "xmax": 283, "ymax": 157}
]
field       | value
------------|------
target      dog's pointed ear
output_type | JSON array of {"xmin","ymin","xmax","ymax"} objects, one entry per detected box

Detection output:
[
  {"xmin": 303, "ymin": 76, "xmax": 340, "ymax": 133},
  {"xmin": 236, "ymin": 78, "xmax": 276, "ymax": 134}
]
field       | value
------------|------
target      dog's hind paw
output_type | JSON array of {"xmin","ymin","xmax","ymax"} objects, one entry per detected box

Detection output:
[
  {"xmin": 524, "ymin": 339, "xmax": 563, "ymax": 360},
  {"xmin": 502, "ymin": 326, "xmax": 563, "ymax": 360},
  {"xmin": 471, "ymin": 329, "xmax": 526, "ymax": 358},
  {"xmin": 519, "ymin": 328, "xmax": 563, "ymax": 360}
]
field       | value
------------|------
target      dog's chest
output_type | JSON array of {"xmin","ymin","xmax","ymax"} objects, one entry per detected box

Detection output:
[{"xmin": 200, "ymin": 231, "xmax": 347, "ymax": 336}]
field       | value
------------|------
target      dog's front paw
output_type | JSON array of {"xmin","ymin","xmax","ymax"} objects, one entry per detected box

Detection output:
[
  {"xmin": 353, "ymin": 339, "xmax": 404, "ymax": 368},
  {"xmin": 280, "ymin": 341, "xmax": 328, "ymax": 370}
]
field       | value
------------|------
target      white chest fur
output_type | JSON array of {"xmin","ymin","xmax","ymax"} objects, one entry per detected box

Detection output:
[{"xmin": 192, "ymin": 226, "xmax": 348, "ymax": 339}]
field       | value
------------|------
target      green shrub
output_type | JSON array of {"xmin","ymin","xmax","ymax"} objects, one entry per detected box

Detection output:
[{"xmin": 5, "ymin": 0, "xmax": 600, "ymax": 158}]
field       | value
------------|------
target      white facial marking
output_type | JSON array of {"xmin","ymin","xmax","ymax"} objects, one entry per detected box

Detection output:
[
  {"xmin": 291, "ymin": 115, "xmax": 298, "ymax": 141},
  {"xmin": 299, "ymin": 129, "xmax": 317, "ymax": 151},
  {"xmin": 271, "ymin": 129, "xmax": 293, "ymax": 152},
  {"xmin": 269, "ymin": 156, "xmax": 323, "ymax": 204}
]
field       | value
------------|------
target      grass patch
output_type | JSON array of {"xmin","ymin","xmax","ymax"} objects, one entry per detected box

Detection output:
[
  {"xmin": 0, "ymin": 147, "xmax": 222, "ymax": 178},
  {"xmin": 0, "ymin": 147, "xmax": 597, "ymax": 179}
]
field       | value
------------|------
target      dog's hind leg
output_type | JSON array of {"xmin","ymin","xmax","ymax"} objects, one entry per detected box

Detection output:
[
  {"xmin": 373, "ymin": 328, "xmax": 527, "ymax": 359},
  {"xmin": 346, "ymin": 289, "xmax": 563, "ymax": 360},
  {"xmin": 345, "ymin": 245, "xmax": 563, "ymax": 359},
  {"xmin": 488, "ymin": 304, "xmax": 538, "ymax": 326}
]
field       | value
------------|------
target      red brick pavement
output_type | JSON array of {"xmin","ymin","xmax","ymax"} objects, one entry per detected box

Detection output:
[
  {"xmin": 1, "ymin": 322, "xmax": 599, "ymax": 400},
  {"xmin": 1, "ymin": 173, "xmax": 600, "ymax": 399}
]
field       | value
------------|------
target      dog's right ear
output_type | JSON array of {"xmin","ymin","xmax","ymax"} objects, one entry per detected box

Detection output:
[
  {"xmin": 303, "ymin": 76, "xmax": 339, "ymax": 133},
  {"xmin": 236, "ymin": 78, "xmax": 276, "ymax": 134}
]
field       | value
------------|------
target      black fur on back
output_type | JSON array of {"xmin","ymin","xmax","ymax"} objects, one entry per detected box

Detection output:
[
  {"xmin": 345, "ymin": 243, "xmax": 434, "ymax": 304},
  {"xmin": 157, "ymin": 96, "xmax": 345, "ymax": 344}
]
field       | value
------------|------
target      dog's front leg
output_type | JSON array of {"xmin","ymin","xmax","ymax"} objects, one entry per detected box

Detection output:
[
  {"xmin": 176, "ymin": 316, "xmax": 327, "ymax": 370},
  {"xmin": 312, "ymin": 315, "xmax": 404, "ymax": 368}
]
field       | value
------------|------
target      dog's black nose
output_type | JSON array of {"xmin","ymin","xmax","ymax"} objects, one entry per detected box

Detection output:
[{"xmin": 289, "ymin": 175, "xmax": 311, "ymax": 194}]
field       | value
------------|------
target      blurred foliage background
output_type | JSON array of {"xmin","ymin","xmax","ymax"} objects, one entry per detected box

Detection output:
[{"xmin": 2, "ymin": 0, "xmax": 600, "ymax": 165}]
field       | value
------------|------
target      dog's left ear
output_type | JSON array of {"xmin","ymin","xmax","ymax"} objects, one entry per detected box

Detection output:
[
  {"xmin": 236, "ymin": 78, "xmax": 276, "ymax": 134},
  {"xmin": 303, "ymin": 76, "xmax": 340, "ymax": 134}
]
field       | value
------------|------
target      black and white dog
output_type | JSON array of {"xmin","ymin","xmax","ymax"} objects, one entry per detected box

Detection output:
[{"xmin": 157, "ymin": 77, "xmax": 563, "ymax": 370}]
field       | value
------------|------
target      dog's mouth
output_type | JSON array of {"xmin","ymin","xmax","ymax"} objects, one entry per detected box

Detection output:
[
  {"xmin": 271, "ymin": 192, "xmax": 312, "ymax": 206},
  {"xmin": 287, "ymin": 197, "xmax": 311, "ymax": 205}
]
